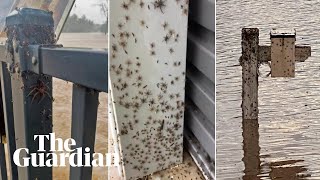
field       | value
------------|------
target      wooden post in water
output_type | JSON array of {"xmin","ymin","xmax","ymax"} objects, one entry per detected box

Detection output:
[{"xmin": 241, "ymin": 28, "xmax": 259, "ymax": 120}]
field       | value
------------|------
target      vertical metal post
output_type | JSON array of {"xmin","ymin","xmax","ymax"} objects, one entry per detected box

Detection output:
[
  {"xmin": 70, "ymin": 84, "xmax": 99, "ymax": 180},
  {"xmin": 0, "ymin": 62, "xmax": 18, "ymax": 180},
  {"xmin": 241, "ymin": 28, "xmax": 259, "ymax": 120},
  {"xmin": 0, "ymin": 141, "xmax": 7, "ymax": 180},
  {"xmin": 5, "ymin": 8, "xmax": 55, "ymax": 180}
]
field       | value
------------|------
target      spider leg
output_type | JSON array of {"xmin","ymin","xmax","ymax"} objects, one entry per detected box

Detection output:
[
  {"xmin": 27, "ymin": 88, "xmax": 37, "ymax": 97},
  {"xmin": 44, "ymin": 82, "xmax": 50, "ymax": 90},
  {"xmin": 38, "ymin": 94, "xmax": 46, "ymax": 104},
  {"xmin": 31, "ymin": 92, "xmax": 39, "ymax": 104},
  {"xmin": 29, "ymin": 84, "xmax": 38, "ymax": 89},
  {"xmin": 44, "ymin": 91, "xmax": 52, "ymax": 100}
]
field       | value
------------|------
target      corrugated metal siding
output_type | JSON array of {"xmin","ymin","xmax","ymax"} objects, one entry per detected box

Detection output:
[{"xmin": 185, "ymin": 0, "xmax": 215, "ymax": 179}]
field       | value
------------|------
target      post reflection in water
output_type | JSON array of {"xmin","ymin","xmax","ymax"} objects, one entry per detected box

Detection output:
[
  {"xmin": 242, "ymin": 119, "xmax": 310, "ymax": 180},
  {"xmin": 242, "ymin": 119, "xmax": 260, "ymax": 180}
]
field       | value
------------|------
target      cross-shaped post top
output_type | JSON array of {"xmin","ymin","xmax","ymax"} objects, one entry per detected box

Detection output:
[{"xmin": 240, "ymin": 28, "xmax": 311, "ymax": 78}]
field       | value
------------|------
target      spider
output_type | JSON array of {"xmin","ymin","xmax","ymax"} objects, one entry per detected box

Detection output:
[
  {"xmin": 125, "ymin": 15, "xmax": 130, "ymax": 21},
  {"xmin": 121, "ymin": 2, "xmax": 129, "ymax": 10},
  {"xmin": 169, "ymin": 29, "xmax": 175, "ymax": 35},
  {"xmin": 112, "ymin": 44, "xmax": 117, "ymax": 52},
  {"xmin": 153, "ymin": 0, "xmax": 166, "ymax": 13},
  {"xmin": 118, "ymin": 23, "xmax": 123, "ymax": 29},
  {"xmin": 27, "ymin": 80, "xmax": 51, "ymax": 104},
  {"xmin": 183, "ymin": 8, "xmax": 188, "ymax": 15},
  {"xmin": 163, "ymin": 34, "xmax": 170, "ymax": 43},
  {"xmin": 139, "ymin": 0, "xmax": 145, "ymax": 8},
  {"xmin": 162, "ymin": 22, "xmax": 168, "ymax": 29},
  {"xmin": 119, "ymin": 40, "xmax": 127, "ymax": 49},
  {"xmin": 140, "ymin": 20, "xmax": 146, "ymax": 26}
]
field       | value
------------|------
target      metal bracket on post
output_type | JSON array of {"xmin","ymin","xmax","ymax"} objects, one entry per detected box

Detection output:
[
  {"xmin": 25, "ymin": 45, "xmax": 41, "ymax": 74},
  {"xmin": 25, "ymin": 44, "xmax": 63, "ymax": 74}
]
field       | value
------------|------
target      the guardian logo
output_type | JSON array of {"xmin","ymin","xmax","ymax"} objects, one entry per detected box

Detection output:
[{"xmin": 13, "ymin": 133, "xmax": 119, "ymax": 167}]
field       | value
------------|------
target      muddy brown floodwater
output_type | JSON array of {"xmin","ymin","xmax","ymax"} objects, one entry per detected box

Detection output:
[{"xmin": 217, "ymin": 0, "xmax": 320, "ymax": 179}]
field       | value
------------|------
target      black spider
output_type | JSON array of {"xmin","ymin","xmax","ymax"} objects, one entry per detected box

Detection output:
[{"xmin": 153, "ymin": 0, "xmax": 166, "ymax": 13}]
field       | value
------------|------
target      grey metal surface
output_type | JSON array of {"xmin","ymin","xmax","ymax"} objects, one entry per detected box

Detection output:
[
  {"xmin": 185, "ymin": 102, "xmax": 215, "ymax": 160},
  {"xmin": 30, "ymin": 47, "xmax": 108, "ymax": 92},
  {"xmin": 185, "ymin": 129, "xmax": 215, "ymax": 180},
  {"xmin": 186, "ymin": 65, "xmax": 214, "ymax": 123},
  {"xmin": 0, "ymin": 143, "xmax": 7, "ymax": 180},
  {"xmin": 185, "ymin": 0, "xmax": 215, "ymax": 179},
  {"xmin": 6, "ymin": 8, "xmax": 53, "ymax": 26},
  {"xmin": 187, "ymin": 35, "xmax": 215, "ymax": 82},
  {"xmin": 1, "ymin": 45, "xmax": 109, "ymax": 92},
  {"xmin": 189, "ymin": 0, "xmax": 215, "ymax": 32},
  {"xmin": 70, "ymin": 84, "xmax": 99, "ymax": 180},
  {"xmin": 0, "ymin": 62, "xmax": 18, "ymax": 180}
]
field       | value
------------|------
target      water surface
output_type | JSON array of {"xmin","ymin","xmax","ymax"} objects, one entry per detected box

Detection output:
[{"xmin": 217, "ymin": 0, "xmax": 320, "ymax": 179}]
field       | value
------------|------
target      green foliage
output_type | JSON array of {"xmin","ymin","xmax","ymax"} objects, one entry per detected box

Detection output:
[{"xmin": 62, "ymin": 14, "xmax": 107, "ymax": 33}]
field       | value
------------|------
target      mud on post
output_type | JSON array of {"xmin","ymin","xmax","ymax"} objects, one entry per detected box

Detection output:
[{"xmin": 240, "ymin": 28, "xmax": 311, "ymax": 120}]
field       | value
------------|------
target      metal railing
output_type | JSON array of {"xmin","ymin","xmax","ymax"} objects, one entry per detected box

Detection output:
[{"xmin": 0, "ymin": 8, "xmax": 108, "ymax": 180}]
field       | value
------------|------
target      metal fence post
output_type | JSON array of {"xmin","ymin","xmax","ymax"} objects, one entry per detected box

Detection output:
[
  {"xmin": 0, "ymin": 61, "xmax": 18, "ymax": 180},
  {"xmin": 70, "ymin": 84, "xmax": 99, "ymax": 180},
  {"xmin": 0, "ymin": 140, "xmax": 7, "ymax": 180},
  {"xmin": 241, "ymin": 28, "xmax": 259, "ymax": 120},
  {"xmin": 5, "ymin": 8, "xmax": 55, "ymax": 179}
]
